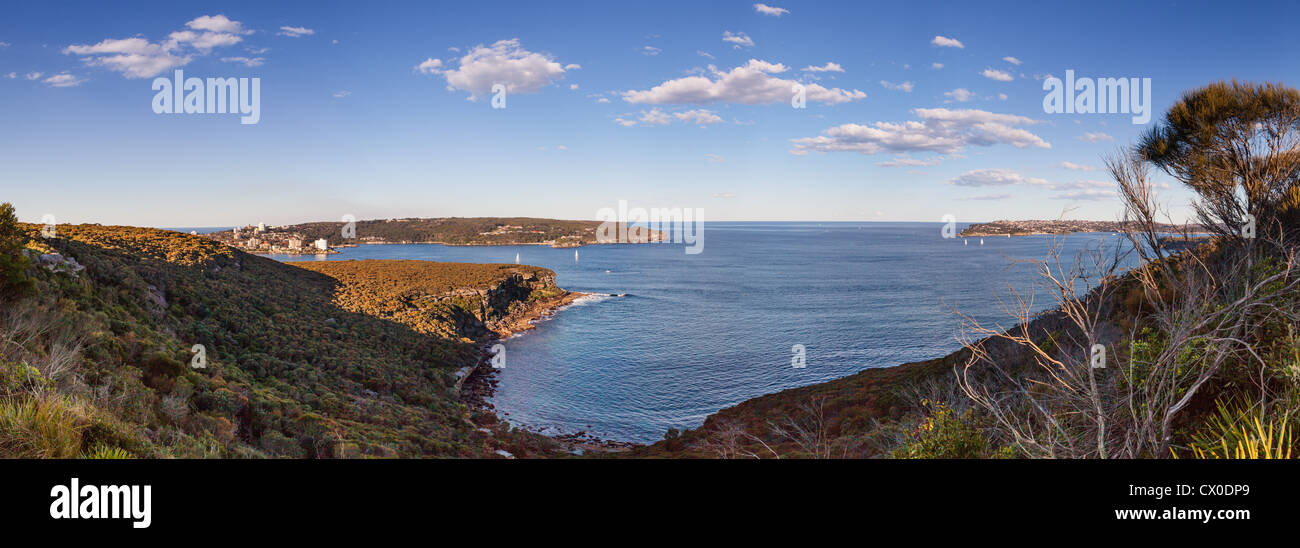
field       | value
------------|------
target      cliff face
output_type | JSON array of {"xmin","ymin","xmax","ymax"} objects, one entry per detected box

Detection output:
[{"xmin": 289, "ymin": 260, "xmax": 572, "ymax": 341}]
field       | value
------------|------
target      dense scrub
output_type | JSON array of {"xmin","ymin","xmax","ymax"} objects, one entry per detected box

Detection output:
[
  {"xmin": 291, "ymin": 260, "xmax": 557, "ymax": 339},
  {"xmin": 0, "ymin": 221, "xmax": 559, "ymax": 458}
]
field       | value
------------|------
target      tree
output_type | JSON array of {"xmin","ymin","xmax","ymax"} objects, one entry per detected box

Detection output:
[
  {"xmin": 0, "ymin": 202, "xmax": 35, "ymax": 300},
  {"xmin": 1137, "ymin": 81, "xmax": 1300, "ymax": 241}
]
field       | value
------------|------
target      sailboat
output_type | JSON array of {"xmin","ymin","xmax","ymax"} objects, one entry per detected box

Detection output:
[
  {"xmin": 574, "ymin": 250, "xmax": 579, "ymax": 262},
  {"xmin": 980, "ymin": 238, "xmax": 984, "ymax": 245},
  {"xmin": 964, "ymin": 239, "xmax": 967, "ymax": 245},
  {"xmin": 514, "ymin": 253, "xmax": 520, "ymax": 264}
]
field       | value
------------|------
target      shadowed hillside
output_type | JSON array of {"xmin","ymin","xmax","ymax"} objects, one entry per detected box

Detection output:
[{"xmin": 1, "ymin": 222, "xmax": 565, "ymax": 458}]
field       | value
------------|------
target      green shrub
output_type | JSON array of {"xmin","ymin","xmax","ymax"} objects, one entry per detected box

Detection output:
[
  {"xmin": 896, "ymin": 400, "xmax": 990, "ymax": 459},
  {"xmin": 0, "ymin": 203, "xmax": 35, "ymax": 301}
]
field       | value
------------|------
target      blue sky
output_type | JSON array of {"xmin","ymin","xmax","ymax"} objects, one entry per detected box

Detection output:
[{"xmin": 2, "ymin": 0, "xmax": 1298, "ymax": 227}]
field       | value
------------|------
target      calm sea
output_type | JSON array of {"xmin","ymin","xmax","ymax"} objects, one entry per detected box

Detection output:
[{"xmin": 261, "ymin": 222, "xmax": 1135, "ymax": 443}]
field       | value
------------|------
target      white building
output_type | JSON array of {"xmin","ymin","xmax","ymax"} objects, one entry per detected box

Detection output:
[
  {"xmin": 314, "ymin": 239, "xmax": 329, "ymax": 251},
  {"xmin": 257, "ymin": 222, "xmax": 266, "ymax": 233}
]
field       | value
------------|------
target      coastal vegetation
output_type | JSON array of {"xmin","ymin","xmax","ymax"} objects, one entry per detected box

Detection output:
[{"xmin": 0, "ymin": 219, "xmax": 564, "ymax": 458}]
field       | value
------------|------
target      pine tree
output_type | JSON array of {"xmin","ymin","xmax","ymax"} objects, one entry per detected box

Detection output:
[{"xmin": 0, "ymin": 202, "xmax": 35, "ymax": 300}]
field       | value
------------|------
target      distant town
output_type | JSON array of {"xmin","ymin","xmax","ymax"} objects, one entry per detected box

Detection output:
[
  {"xmin": 206, "ymin": 223, "xmax": 339, "ymax": 255},
  {"xmin": 959, "ymin": 219, "xmax": 1207, "ymax": 237},
  {"xmin": 203, "ymin": 217, "xmax": 667, "ymax": 254}
]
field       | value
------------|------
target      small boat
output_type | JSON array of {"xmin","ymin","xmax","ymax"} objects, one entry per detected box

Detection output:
[
  {"xmin": 514, "ymin": 253, "xmax": 520, "ymax": 264},
  {"xmin": 964, "ymin": 239, "xmax": 967, "ymax": 245},
  {"xmin": 980, "ymin": 238, "xmax": 984, "ymax": 245}
]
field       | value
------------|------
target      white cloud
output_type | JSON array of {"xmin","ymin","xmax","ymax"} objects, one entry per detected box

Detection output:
[
  {"xmin": 277, "ymin": 26, "xmax": 315, "ymax": 38},
  {"xmin": 1079, "ymin": 131, "xmax": 1114, "ymax": 142},
  {"xmin": 696, "ymin": 50, "xmax": 714, "ymax": 59},
  {"xmin": 998, "ymin": 93, "xmax": 1008, "ymax": 100},
  {"xmin": 789, "ymin": 108, "xmax": 1050, "ymax": 156},
  {"xmin": 674, "ymin": 109, "xmax": 723, "ymax": 125},
  {"xmin": 64, "ymin": 37, "xmax": 192, "ymax": 78},
  {"xmin": 42, "ymin": 72, "xmax": 85, "ymax": 87},
  {"xmin": 168, "ymin": 30, "xmax": 242, "ymax": 51},
  {"xmin": 981, "ymin": 67, "xmax": 1013, "ymax": 81},
  {"xmin": 333, "ymin": 90, "xmax": 351, "ymax": 98},
  {"xmin": 877, "ymin": 156, "xmax": 943, "ymax": 167},
  {"xmin": 185, "ymin": 15, "xmax": 247, "ymax": 34},
  {"xmin": 1060, "ymin": 161, "xmax": 1100, "ymax": 171},
  {"xmin": 221, "ymin": 56, "xmax": 264, "ymax": 67},
  {"xmin": 754, "ymin": 3, "xmax": 789, "ymax": 16},
  {"xmin": 931, "ymin": 62, "xmax": 944, "ymax": 69},
  {"xmin": 957, "ymin": 193, "xmax": 1012, "ymax": 201},
  {"xmin": 944, "ymin": 88, "xmax": 975, "ymax": 102},
  {"xmin": 420, "ymin": 39, "xmax": 572, "ymax": 100},
  {"xmin": 623, "ymin": 59, "xmax": 865, "ymax": 105},
  {"xmin": 948, "ymin": 169, "xmax": 1114, "ymax": 202},
  {"xmin": 63, "ymin": 15, "xmax": 251, "ymax": 79},
  {"xmin": 802, "ymin": 62, "xmax": 844, "ymax": 72},
  {"xmin": 1002, "ymin": 56, "xmax": 1022, "ymax": 65},
  {"xmin": 555, "ymin": 145, "xmax": 567, "ymax": 150},
  {"xmin": 706, "ymin": 154, "xmax": 726, "ymax": 163},
  {"xmin": 0, "ymin": 42, "xmax": 10, "ymax": 48},
  {"xmin": 931, "ymin": 35, "xmax": 964, "ymax": 48},
  {"xmin": 949, "ymin": 169, "xmax": 1043, "ymax": 187},
  {"xmin": 1052, "ymin": 189, "xmax": 1117, "ymax": 201},
  {"xmin": 615, "ymin": 108, "xmax": 723, "ymax": 126},
  {"xmin": 596, "ymin": 97, "xmax": 610, "ymax": 103},
  {"xmin": 569, "ymin": 83, "xmax": 579, "ymax": 90},
  {"xmin": 414, "ymin": 57, "xmax": 443, "ymax": 74},
  {"xmin": 3, "ymin": 72, "xmax": 15, "ymax": 79},
  {"xmin": 722, "ymin": 31, "xmax": 754, "ymax": 48},
  {"xmin": 880, "ymin": 80, "xmax": 914, "ymax": 92},
  {"xmin": 24, "ymin": 72, "xmax": 43, "ymax": 80},
  {"xmin": 713, "ymin": 192, "xmax": 737, "ymax": 198},
  {"xmin": 642, "ymin": 46, "xmax": 662, "ymax": 56}
]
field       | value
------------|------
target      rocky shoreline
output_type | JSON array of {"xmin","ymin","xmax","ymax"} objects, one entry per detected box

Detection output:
[{"xmin": 458, "ymin": 289, "xmax": 642, "ymax": 454}]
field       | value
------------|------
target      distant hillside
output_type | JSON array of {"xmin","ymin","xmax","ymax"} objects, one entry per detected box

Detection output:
[
  {"xmin": 960, "ymin": 219, "xmax": 1205, "ymax": 237},
  {"xmin": 208, "ymin": 217, "xmax": 667, "ymax": 253},
  {"xmin": 3, "ymin": 224, "xmax": 566, "ymax": 458}
]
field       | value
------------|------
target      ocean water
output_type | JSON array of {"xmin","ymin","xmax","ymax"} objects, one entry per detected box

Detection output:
[{"xmin": 265, "ymin": 222, "xmax": 1135, "ymax": 443}]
